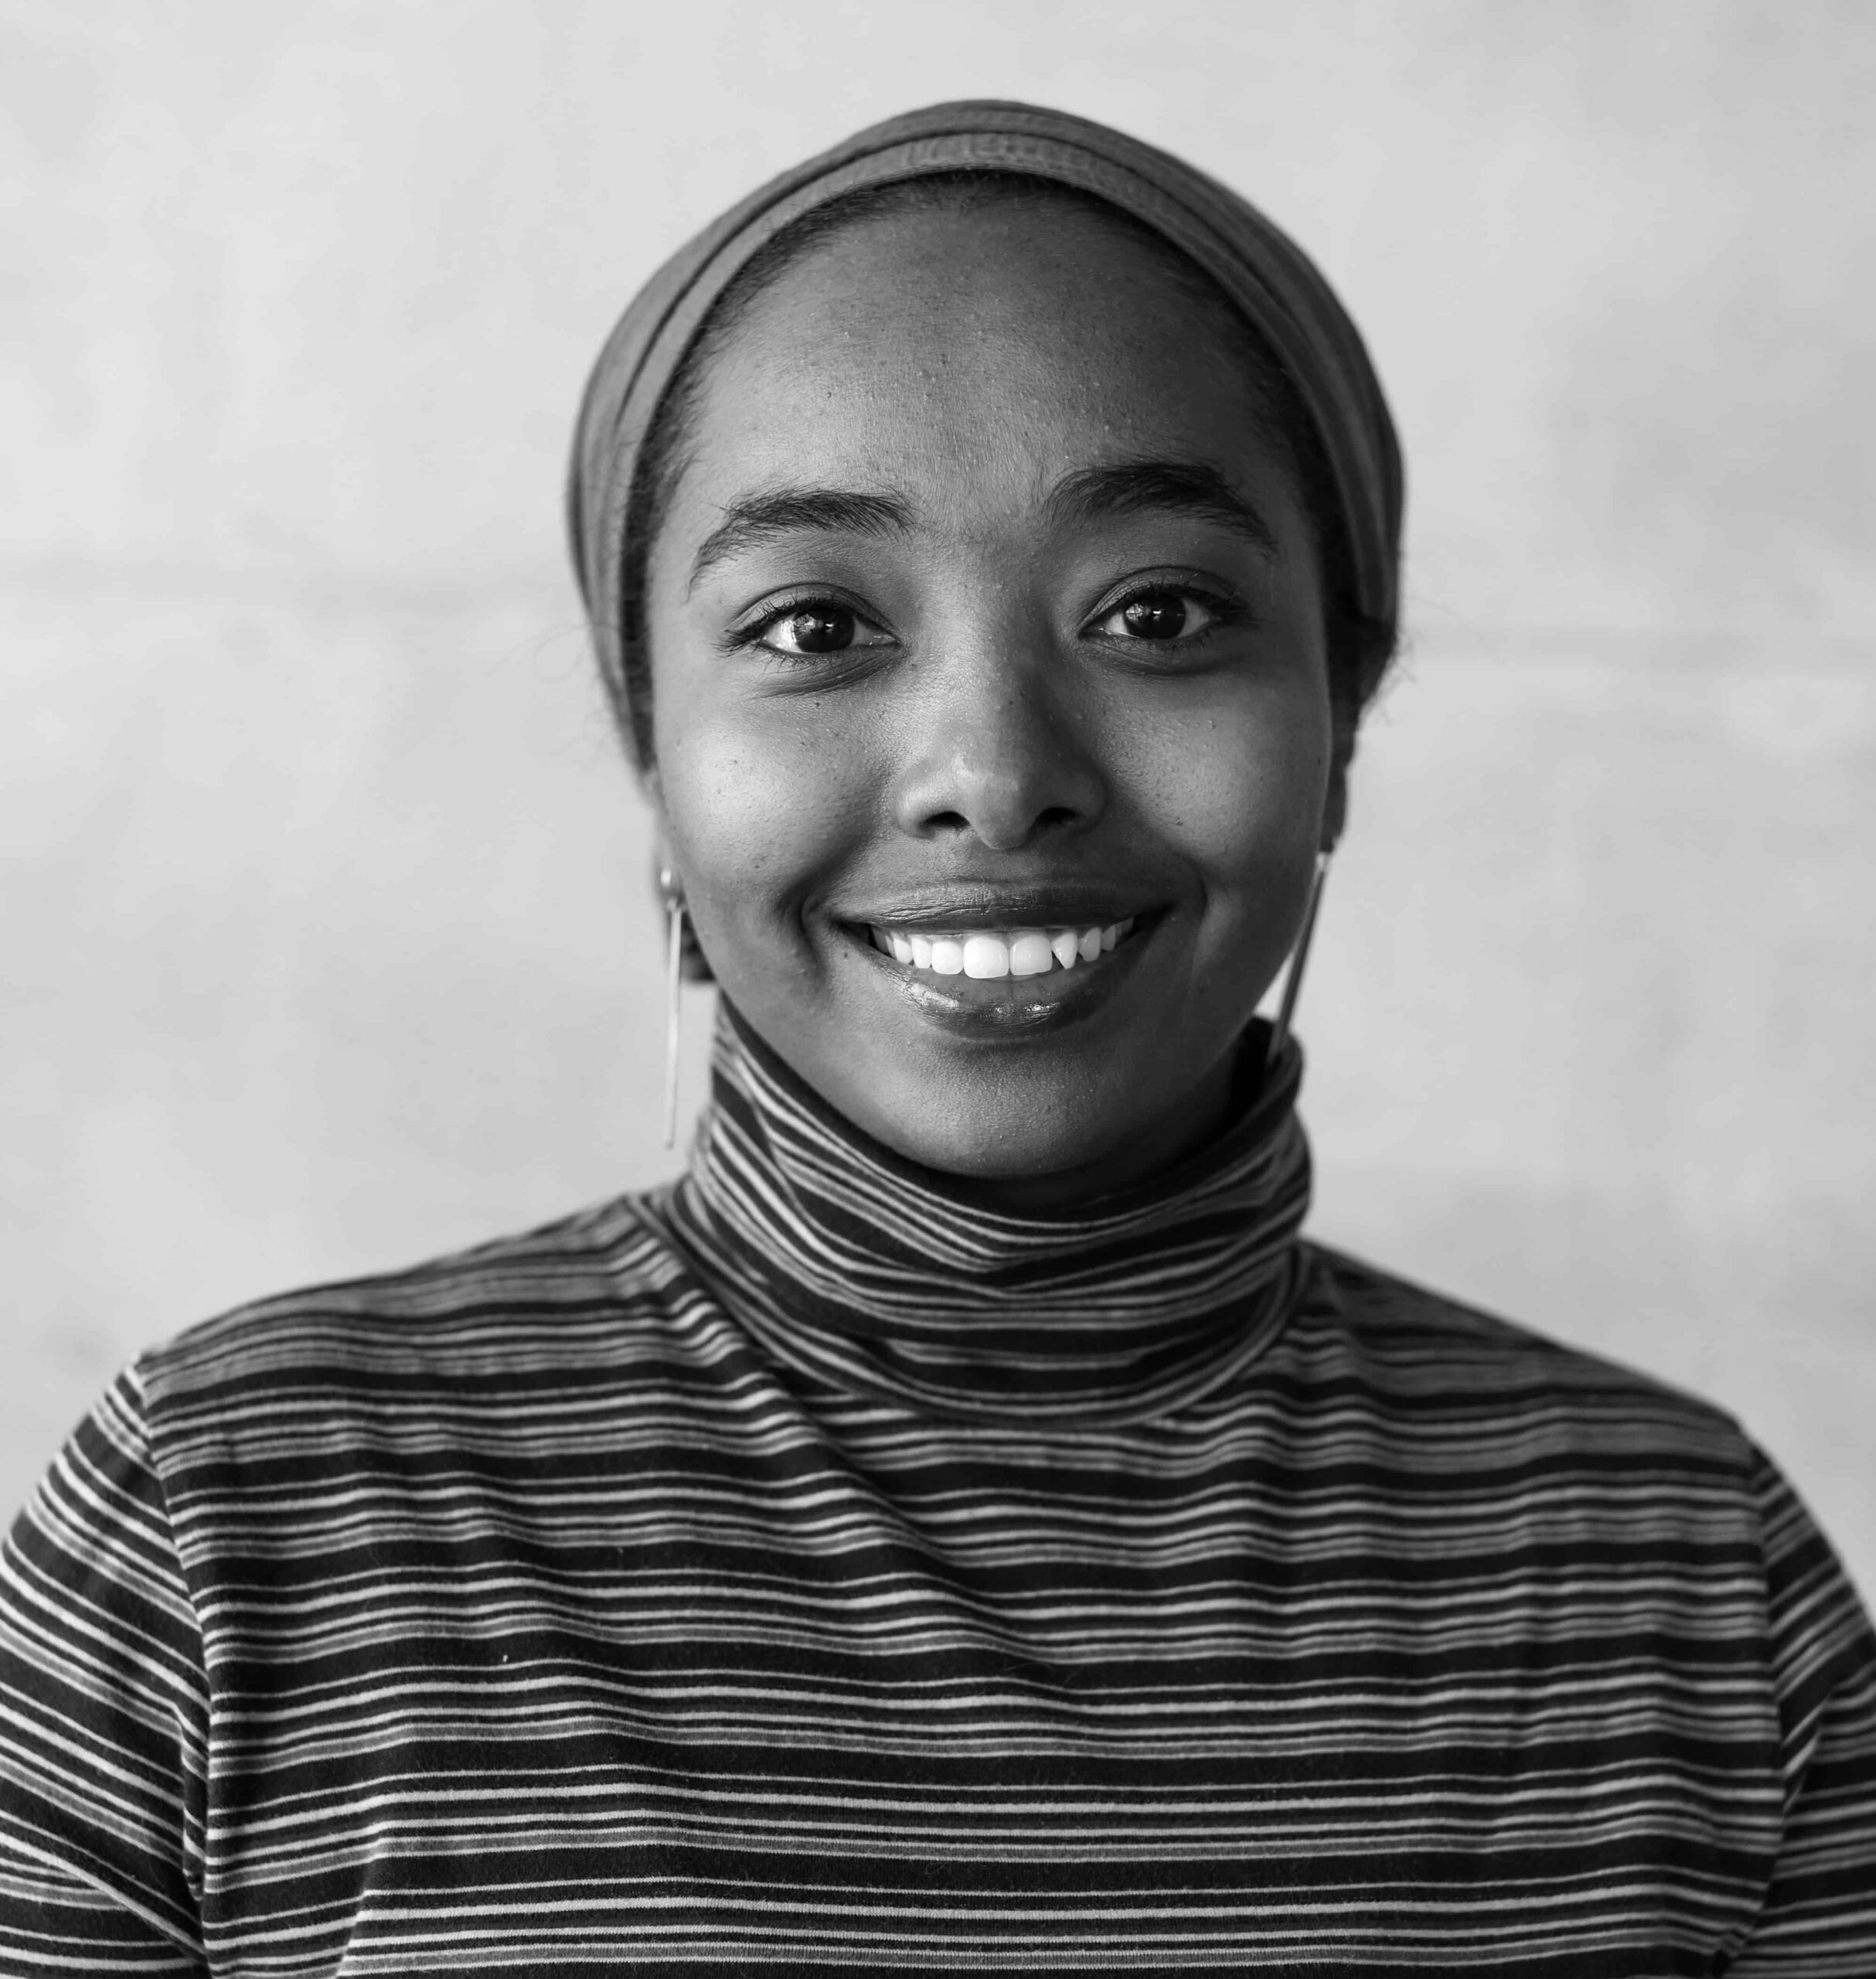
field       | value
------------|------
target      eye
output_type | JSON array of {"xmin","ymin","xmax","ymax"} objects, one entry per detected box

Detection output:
[
  {"xmin": 752, "ymin": 601, "xmax": 893, "ymax": 658},
  {"xmin": 1090, "ymin": 587, "xmax": 1224, "ymax": 643}
]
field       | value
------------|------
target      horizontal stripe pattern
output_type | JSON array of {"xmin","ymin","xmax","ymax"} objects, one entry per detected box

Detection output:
[
  {"xmin": 2, "ymin": 1020, "xmax": 1873, "ymax": 1972},
  {"xmin": 670, "ymin": 1010, "xmax": 1313, "ymax": 1420}
]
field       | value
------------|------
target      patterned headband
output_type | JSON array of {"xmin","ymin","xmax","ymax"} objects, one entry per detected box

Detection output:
[{"xmin": 566, "ymin": 99, "xmax": 1404, "ymax": 754}]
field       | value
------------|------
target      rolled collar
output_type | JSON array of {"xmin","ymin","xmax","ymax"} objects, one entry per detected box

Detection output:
[{"xmin": 662, "ymin": 1002, "xmax": 1314, "ymax": 1422}]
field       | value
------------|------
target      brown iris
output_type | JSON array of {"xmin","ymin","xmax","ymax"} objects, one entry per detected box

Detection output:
[
  {"xmin": 781, "ymin": 606, "xmax": 856, "ymax": 652},
  {"xmin": 1119, "ymin": 593, "xmax": 1190, "ymax": 639}
]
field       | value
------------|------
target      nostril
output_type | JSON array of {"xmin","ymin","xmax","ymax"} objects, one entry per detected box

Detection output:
[{"xmin": 918, "ymin": 802, "xmax": 1085, "ymax": 843}]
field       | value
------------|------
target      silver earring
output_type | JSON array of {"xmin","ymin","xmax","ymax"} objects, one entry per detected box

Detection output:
[
  {"xmin": 1269, "ymin": 850, "xmax": 1331, "ymax": 1061},
  {"xmin": 659, "ymin": 865, "xmax": 686, "ymax": 1150}
]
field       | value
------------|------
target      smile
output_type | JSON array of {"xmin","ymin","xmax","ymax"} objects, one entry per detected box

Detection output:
[
  {"xmin": 847, "ymin": 908, "xmax": 1154, "ymax": 1038},
  {"xmin": 867, "ymin": 918, "xmax": 1136, "ymax": 980}
]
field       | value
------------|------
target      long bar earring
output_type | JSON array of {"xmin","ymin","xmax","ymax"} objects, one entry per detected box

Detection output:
[
  {"xmin": 1269, "ymin": 850, "xmax": 1331, "ymax": 1061},
  {"xmin": 659, "ymin": 867, "xmax": 686, "ymax": 1151}
]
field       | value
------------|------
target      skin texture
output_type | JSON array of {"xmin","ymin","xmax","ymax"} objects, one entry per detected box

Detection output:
[{"xmin": 642, "ymin": 203, "xmax": 1343, "ymax": 1207}]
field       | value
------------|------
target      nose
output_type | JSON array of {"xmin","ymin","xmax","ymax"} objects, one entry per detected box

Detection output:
[{"xmin": 890, "ymin": 635, "xmax": 1107, "ymax": 852}]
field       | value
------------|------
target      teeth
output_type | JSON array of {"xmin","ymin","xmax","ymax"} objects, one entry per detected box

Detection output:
[
  {"xmin": 872, "ymin": 919, "xmax": 1137, "ymax": 980},
  {"xmin": 962, "ymin": 934, "xmax": 1009, "ymax": 979},
  {"xmin": 1008, "ymin": 932, "xmax": 1054, "ymax": 977}
]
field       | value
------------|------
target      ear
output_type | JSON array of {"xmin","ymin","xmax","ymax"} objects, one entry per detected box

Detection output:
[
  {"xmin": 1322, "ymin": 703, "xmax": 1357, "ymax": 853},
  {"xmin": 638, "ymin": 761, "xmax": 686, "ymax": 920},
  {"xmin": 639, "ymin": 759, "xmax": 672, "ymax": 850}
]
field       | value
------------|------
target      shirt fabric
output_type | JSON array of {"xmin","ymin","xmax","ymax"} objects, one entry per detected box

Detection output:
[{"xmin": 2, "ymin": 1013, "xmax": 1873, "ymax": 1974}]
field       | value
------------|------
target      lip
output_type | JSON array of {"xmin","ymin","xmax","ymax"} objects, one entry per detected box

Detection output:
[
  {"xmin": 843, "ymin": 879, "xmax": 1152, "ymax": 927},
  {"xmin": 838, "ymin": 906, "xmax": 1159, "ymax": 1038}
]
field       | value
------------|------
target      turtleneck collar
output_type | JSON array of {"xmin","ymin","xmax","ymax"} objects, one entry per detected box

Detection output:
[{"xmin": 661, "ymin": 1003, "xmax": 1314, "ymax": 1423}]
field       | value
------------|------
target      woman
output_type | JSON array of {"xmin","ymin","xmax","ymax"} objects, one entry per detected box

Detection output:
[{"xmin": 3, "ymin": 101, "xmax": 1871, "ymax": 1974}]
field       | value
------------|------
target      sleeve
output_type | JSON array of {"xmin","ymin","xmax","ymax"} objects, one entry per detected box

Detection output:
[
  {"xmin": 1722, "ymin": 1446, "xmax": 1876, "ymax": 1975},
  {"xmin": 0, "ymin": 1367, "xmax": 208, "ymax": 1973}
]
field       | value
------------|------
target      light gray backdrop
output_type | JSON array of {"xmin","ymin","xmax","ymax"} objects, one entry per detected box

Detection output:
[{"xmin": 5, "ymin": 0, "xmax": 1872, "ymax": 1594}]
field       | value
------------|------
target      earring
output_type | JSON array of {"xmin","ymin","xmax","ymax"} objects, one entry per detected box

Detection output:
[
  {"xmin": 1268, "ymin": 850, "xmax": 1331, "ymax": 1061},
  {"xmin": 658, "ymin": 863, "xmax": 686, "ymax": 1150}
]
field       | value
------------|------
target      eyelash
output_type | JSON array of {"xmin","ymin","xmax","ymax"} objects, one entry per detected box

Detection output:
[
  {"xmin": 1089, "ymin": 578, "xmax": 1245, "ymax": 645},
  {"xmin": 720, "ymin": 593, "xmax": 887, "ymax": 664},
  {"xmin": 722, "ymin": 578, "xmax": 1247, "ymax": 663}
]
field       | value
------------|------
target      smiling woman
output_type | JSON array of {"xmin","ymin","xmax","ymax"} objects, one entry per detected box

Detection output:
[
  {"xmin": 3, "ymin": 102, "xmax": 1874, "ymax": 1975},
  {"xmin": 640, "ymin": 179, "xmax": 1346, "ymax": 1199}
]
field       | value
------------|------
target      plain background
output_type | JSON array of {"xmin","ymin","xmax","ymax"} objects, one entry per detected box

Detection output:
[{"xmin": 4, "ymin": 1, "xmax": 1872, "ymax": 1596}]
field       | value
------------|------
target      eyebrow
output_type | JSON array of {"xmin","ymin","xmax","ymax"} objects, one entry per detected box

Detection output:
[
  {"xmin": 683, "ymin": 458, "xmax": 1278, "ymax": 594},
  {"xmin": 687, "ymin": 489, "xmax": 913, "ymax": 593},
  {"xmin": 1047, "ymin": 460, "xmax": 1281, "ymax": 557}
]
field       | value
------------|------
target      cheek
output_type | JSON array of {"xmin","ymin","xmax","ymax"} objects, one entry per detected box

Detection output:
[
  {"xmin": 1118, "ymin": 673, "xmax": 1332, "ymax": 908},
  {"xmin": 652, "ymin": 683, "xmax": 872, "ymax": 958}
]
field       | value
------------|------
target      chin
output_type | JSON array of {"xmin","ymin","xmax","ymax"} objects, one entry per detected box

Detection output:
[
  {"xmin": 816, "ymin": 1037, "xmax": 1233, "ymax": 1203},
  {"xmin": 718, "ymin": 926, "xmax": 1263, "ymax": 1203}
]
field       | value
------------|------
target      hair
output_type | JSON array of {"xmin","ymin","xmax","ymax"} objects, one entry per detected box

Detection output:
[{"xmin": 613, "ymin": 170, "xmax": 1396, "ymax": 771}]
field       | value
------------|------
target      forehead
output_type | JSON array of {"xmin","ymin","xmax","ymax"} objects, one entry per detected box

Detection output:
[{"xmin": 675, "ymin": 201, "xmax": 1292, "ymax": 514}]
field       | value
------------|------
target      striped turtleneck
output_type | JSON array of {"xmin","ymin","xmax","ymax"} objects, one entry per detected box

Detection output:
[
  {"xmin": 2, "ymin": 1007, "xmax": 1873, "ymax": 1974},
  {"xmin": 665, "ymin": 1008, "xmax": 1310, "ymax": 1419}
]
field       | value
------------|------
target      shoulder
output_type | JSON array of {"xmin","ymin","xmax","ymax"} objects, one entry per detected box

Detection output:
[
  {"xmin": 1292, "ymin": 1242, "xmax": 1876, "ymax": 1660},
  {"xmin": 136, "ymin": 1190, "xmax": 686, "ymax": 1414},
  {"xmin": 1299, "ymin": 1238, "xmax": 1749, "ymax": 1470}
]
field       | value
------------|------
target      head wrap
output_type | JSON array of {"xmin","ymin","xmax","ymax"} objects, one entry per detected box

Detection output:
[{"xmin": 567, "ymin": 100, "xmax": 1403, "ymax": 754}]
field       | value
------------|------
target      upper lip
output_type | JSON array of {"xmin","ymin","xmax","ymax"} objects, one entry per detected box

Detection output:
[{"xmin": 839, "ymin": 882, "xmax": 1155, "ymax": 929}]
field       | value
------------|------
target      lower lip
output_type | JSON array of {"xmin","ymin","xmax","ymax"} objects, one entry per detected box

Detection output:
[{"xmin": 842, "ymin": 921, "xmax": 1155, "ymax": 1039}]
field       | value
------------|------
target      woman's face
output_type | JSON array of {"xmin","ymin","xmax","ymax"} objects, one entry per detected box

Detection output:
[{"xmin": 643, "ymin": 199, "xmax": 1340, "ymax": 1204}]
